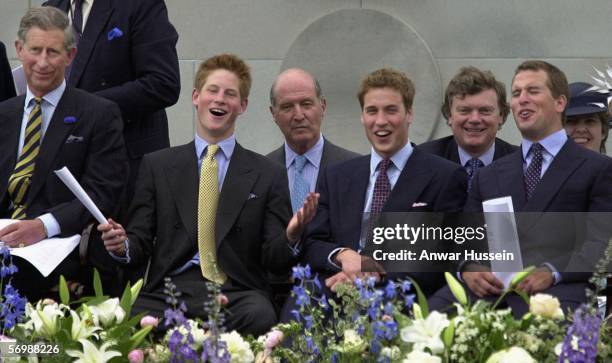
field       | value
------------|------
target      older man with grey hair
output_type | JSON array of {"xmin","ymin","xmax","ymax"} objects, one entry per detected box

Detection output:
[
  {"xmin": 267, "ymin": 68, "xmax": 358, "ymax": 213},
  {"xmin": 0, "ymin": 6, "xmax": 128, "ymax": 301}
]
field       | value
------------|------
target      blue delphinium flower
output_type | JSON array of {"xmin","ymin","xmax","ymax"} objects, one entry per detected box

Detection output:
[
  {"xmin": 384, "ymin": 280, "xmax": 396, "ymax": 299},
  {"xmin": 559, "ymin": 305, "xmax": 601, "ymax": 363},
  {"xmin": 0, "ymin": 246, "xmax": 26, "ymax": 332},
  {"xmin": 1, "ymin": 283, "xmax": 26, "ymax": 330}
]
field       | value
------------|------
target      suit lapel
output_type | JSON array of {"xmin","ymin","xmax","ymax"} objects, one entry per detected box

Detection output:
[
  {"xmin": 166, "ymin": 142, "xmax": 199, "ymax": 245},
  {"xmin": 69, "ymin": 0, "xmax": 114, "ymax": 86},
  {"xmin": 316, "ymin": 139, "xmax": 332, "ymax": 189},
  {"xmin": 216, "ymin": 144, "xmax": 257, "ymax": 247},
  {"xmin": 27, "ymin": 90, "xmax": 78, "ymax": 202},
  {"xmin": 0, "ymin": 97, "xmax": 25, "ymax": 200},
  {"xmin": 339, "ymin": 156, "xmax": 369, "ymax": 244},
  {"xmin": 524, "ymin": 140, "xmax": 583, "ymax": 212},
  {"xmin": 443, "ymin": 137, "xmax": 461, "ymax": 164},
  {"xmin": 385, "ymin": 149, "xmax": 434, "ymax": 211},
  {"xmin": 494, "ymin": 151, "xmax": 526, "ymax": 211}
]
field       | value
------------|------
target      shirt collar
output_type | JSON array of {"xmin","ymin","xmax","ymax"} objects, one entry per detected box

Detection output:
[
  {"xmin": 521, "ymin": 129, "xmax": 567, "ymax": 160},
  {"xmin": 194, "ymin": 133, "xmax": 236, "ymax": 161},
  {"xmin": 284, "ymin": 134, "xmax": 324, "ymax": 169},
  {"xmin": 25, "ymin": 80, "xmax": 66, "ymax": 109},
  {"xmin": 370, "ymin": 140, "xmax": 413, "ymax": 176},
  {"xmin": 457, "ymin": 142, "xmax": 496, "ymax": 167}
]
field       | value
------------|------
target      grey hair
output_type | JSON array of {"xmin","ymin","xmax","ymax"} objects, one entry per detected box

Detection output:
[
  {"xmin": 18, "ymin": 6, "xmax": 76, "ymax": 51},
  {"xmin": 269, "ymin": 69, "xmax": 323, "ymax": 107}
]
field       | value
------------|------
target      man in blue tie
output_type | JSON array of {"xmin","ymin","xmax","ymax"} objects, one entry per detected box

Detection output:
[
  {"xmin": 419, "ymin": 66, "xmax": 517, "ymax": 190},
  {"xmin": 267, "ymin": 68, "xmax": 358, "ymax": 213}
]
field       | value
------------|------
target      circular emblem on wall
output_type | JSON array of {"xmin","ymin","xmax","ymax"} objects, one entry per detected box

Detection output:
[{"xmin": 281, "ymin": 8, "xmax": 442, "ymax": 152}]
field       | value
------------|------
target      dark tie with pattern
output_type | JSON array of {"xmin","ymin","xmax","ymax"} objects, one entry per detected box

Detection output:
[
  {"xmin": 66, "ymin": 0, "xmax": 84, "ymax": 80},
  {"xmin": 8, "ymin": 97, "xmax": 43, "ymax": 219},
  {"xmin": 465, "ymin": 157, "xmax": 484, "ymax": 191},
  {"xmin": 524, "ymin": 143, "xmax": 544, "ymax": 200},
  {"xmin": 72, "ymin": 0, "xmax": 84, "ymax": 41},
  {"xmin": 371, "ymin": 159, "xmax": 392, "ymax": 214},
  {"xmin": 365, "ymin": 159, "xmax": 392, "ymax": 249}
]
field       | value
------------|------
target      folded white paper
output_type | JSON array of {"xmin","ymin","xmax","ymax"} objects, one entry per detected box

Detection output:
[
  {"xmin": 482, "ymin": 196, "xmax": 523, "ymax": 289},
  {"xmin": 0, "ymin": 219, "xmax": 80, "ymax": 277},
  {"xmin": 54, "ymin": 167, "xmax": 107, "ymax": 224}
]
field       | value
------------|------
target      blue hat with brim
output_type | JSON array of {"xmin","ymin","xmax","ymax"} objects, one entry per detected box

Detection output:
[{"xmin": 566, "ymin": 82, "xmax": 609, "ymax": 117}]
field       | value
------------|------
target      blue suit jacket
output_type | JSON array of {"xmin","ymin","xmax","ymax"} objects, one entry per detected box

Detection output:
[
  {"xmin": 465, "ymin": 139, "xmax": 612, "ymax": 281},
  {"xmin": 45, "ymin": 0, "xmax": 180, "ymax": 161},
  {"xmin": 302, "ymin": 146, "xmax": 468, "ymax": 294}
]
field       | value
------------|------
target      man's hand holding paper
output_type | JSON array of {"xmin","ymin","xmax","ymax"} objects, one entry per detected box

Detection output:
[{"xmin": 97, "ymin": 218, "xmax": 127, "ymax": 257}]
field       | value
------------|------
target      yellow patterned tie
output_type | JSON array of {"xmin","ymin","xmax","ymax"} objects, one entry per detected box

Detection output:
[
  {"xmin": 197, "ymin": 144, "xmax": 226, "ymax": 284},
  {"xmin": 7, "ymin": 97, "xmax": 43, "ymax": 219}
]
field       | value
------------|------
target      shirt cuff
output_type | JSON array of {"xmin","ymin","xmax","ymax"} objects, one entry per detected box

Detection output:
[
  {"xmin": 328, "ymin": 247, "xmax": 349, "ymax": 270},
  {"xmin": 541, "ymin": 262, "xmax": 561, "ymax": 285},
  {"xmin": 37, "ymin": 213, "xmax": 60, "ymax": 238},
  {"xmin": 109, "ymin": 239, "xmax": 131, "ymax": 264}
]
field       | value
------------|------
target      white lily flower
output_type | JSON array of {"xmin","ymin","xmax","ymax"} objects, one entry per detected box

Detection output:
[
  {"xmin": 28, "ymin": 301, "xmax": 64, "ymax": 338},
  {"xmin": 71, "ymin": 310, "xmax": 101, "ymax": 340},
  {"xmin": 66, "ymin": 339, "xmax": 121, "ymax": 363},
  {"xmin": 88, "ymin": 298, "xmax": 126, "ymax": 327},
  {"xmin": 400, "ymin": 311, "xmax": 450, "ymax": 354}
]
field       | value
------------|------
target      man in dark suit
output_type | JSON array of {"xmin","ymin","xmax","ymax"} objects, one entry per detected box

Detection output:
[
  {"xmin": 429, "ymin": 60, "xmax": 612, "ymax": 316},
  {"xmin": 298, "ymin": 68, "xmax": 467, "ymax": 301},
  {"xmin": 420, "ymin": 66, "xmax": 517, "ymax": 188},
  {"xmin": 98, "ymin": 54, "xmax": 317, "ymax": 336},
  {"xmin": 0, "ymin": 7, "xmax": 128, "ymax": 301},
  {"xmin": 267, "ymin": 68, "xmax": 358, "ymax": 212},
  {"xmin": 0, "ymin": 41, "xmax": 16, "ymax": 102},
  {"xmin": 44, "ymin": 0, "xmax": 180, "ymax": 199}
]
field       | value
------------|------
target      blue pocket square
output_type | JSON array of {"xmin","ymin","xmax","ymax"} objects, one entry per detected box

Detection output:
[
  {"xmin": 107, "ymin": 27, "xmax": 124, "ymax": 41},
  {"xmin": 247, "ymin": 193, "xmax": 258, "ymax": 200},
  {"xmin": 63, "ymin": 116, "xmax": 77, "ymax": 124}
]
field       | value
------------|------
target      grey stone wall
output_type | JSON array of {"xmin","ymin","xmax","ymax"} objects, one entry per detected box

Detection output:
[{"xmin": 2, "ymin": 0, "xmax": 611, "ymax": 154}]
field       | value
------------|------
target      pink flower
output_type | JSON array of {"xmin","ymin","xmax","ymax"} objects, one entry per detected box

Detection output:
[
  {"xmin": 140, "ymin": 316, "xmax": 159, "ymax": 328},
  {"xmin": 128, "ymin": 349, "xmax": 144, "ymax": 363},
  {"xmin": 264, "ymin": 330, "xmax": 284, "ymax": 350},
  {"xmin": 217, "ymin": 294, "xmax": 229, "ymax": 306}
]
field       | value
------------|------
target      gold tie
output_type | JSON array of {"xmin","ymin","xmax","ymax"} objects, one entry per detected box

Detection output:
[
  {"xmin": 197, "ymin": 144, "xmax": 227, "ymax": 284},
  {"xmin": 8, "ymin": 97, "xmax": 43, "ymax": 219}
]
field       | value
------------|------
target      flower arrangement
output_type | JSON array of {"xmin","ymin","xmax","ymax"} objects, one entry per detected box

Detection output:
[
  {"xmin": 1, "ymin": 236, "xmax": 610, "ymax": 362},
  {"xmin": 6, "ymin": 270, "xmax": 152, "ymax": 362}
]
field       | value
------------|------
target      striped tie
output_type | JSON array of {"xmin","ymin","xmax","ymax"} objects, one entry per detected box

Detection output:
[
  {"xmin": 8, "ymin": 97, "xmax": 43, "ymax": 219},
  {"xmin": 197, "ymin": 144, "xmax": 227, "ymax": 284}
]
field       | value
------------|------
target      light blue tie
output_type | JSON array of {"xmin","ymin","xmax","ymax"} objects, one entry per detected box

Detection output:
[{"xmin": 291, "ymin": 155, "xmax": 310, "ymax": 213}]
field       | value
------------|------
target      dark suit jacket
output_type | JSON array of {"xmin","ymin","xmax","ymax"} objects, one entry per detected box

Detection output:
[
  {"xmin": 126, "ymin": 142, "xmax": 296, "ymax": 293},
  {"xmin": 0, "ymin": 42, "xmax": 16, "ymax": 102},
  {"xmin": 45, "ymin": 0, "xmax": 180, "ymax": 161},
  {"xmin": 0, "ymin": 88, "xmax": 128, "ymax": 236},
  {"xmin": 465, "ymin": 139, "xmax": 612, "ymax": 281},
  {"xmin": 419, "ymin": 135, "xmax": 517, "ymax": 165},
  {"xmin": 266, "ymin": 137, "xmax": 359, "ymax": 191},
  {"xmin": 302, "ymin": 147, "xmax": 468, "ymax": 294}
]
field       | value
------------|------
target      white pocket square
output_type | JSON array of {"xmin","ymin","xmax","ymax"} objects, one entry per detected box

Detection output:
[
  {"xmin": 247, "ymin": 193, "xmax": 258, "ymax": 200},
  {"xmin": 66, "ymin": 134, "xmax": 84, "ymax": 143},
  {"xmin": 412, "ymin": 202, "xmax": 428, "ymax": 207}
]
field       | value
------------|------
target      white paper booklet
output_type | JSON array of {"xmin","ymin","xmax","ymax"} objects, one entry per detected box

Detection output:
[{"xmin": 482, "ymin": 196, "xmax": 523, "ymax": 289}]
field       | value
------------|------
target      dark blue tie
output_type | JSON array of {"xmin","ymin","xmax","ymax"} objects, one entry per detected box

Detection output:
[
  {"xmin": 524, "ymin": 143, "xmax": 544, "ymax": 200},
  {"xmin": 465, "ymin": 158, "xmax": 484, "ymax": 191}
]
